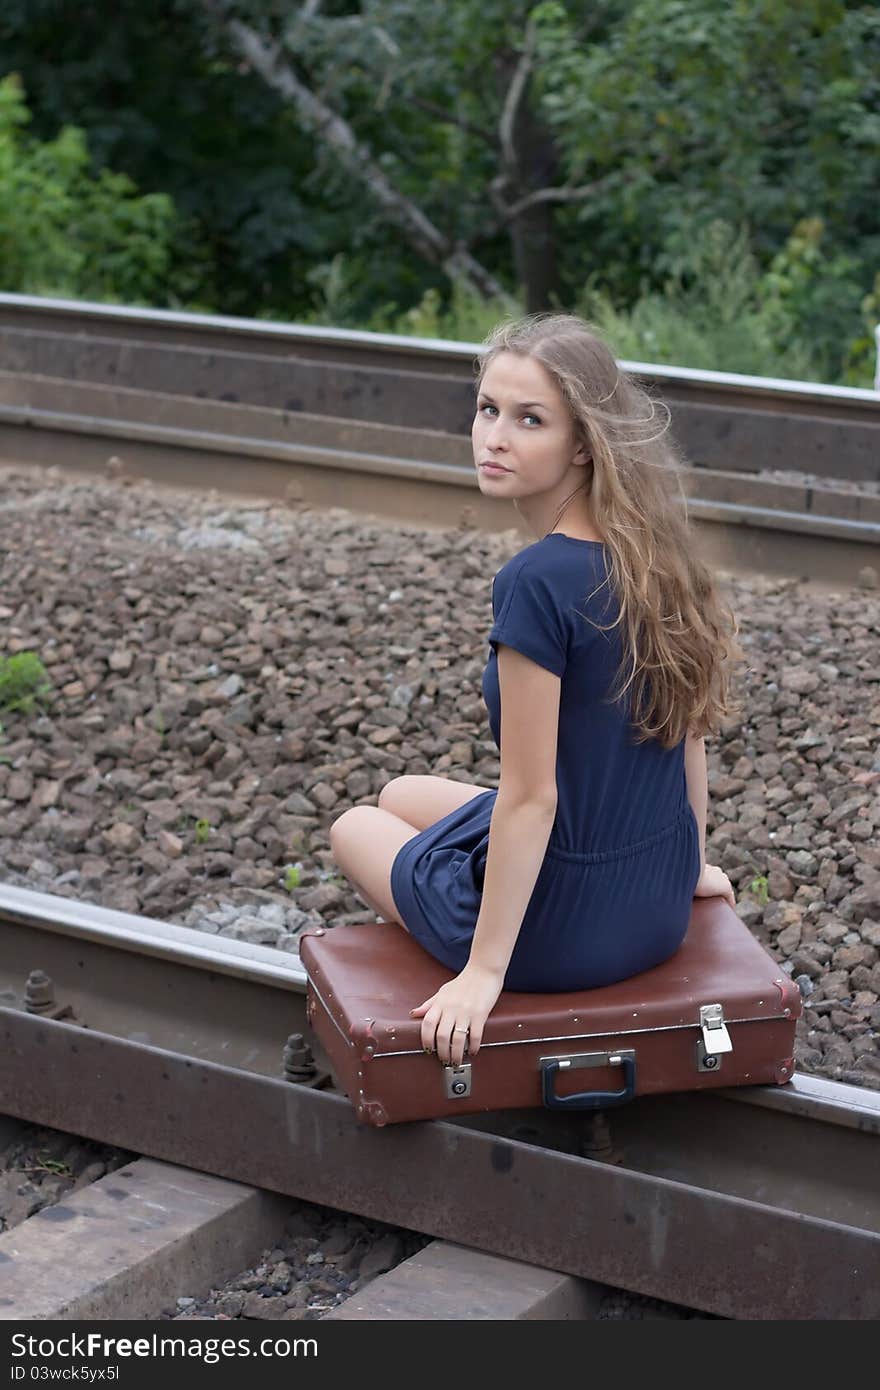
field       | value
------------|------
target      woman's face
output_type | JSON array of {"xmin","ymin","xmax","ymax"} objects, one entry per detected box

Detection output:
[{"xmin": 471, "ymin": 352, "xmax": 584, "ymax": 498}]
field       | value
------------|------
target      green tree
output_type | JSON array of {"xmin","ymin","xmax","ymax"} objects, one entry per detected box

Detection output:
[
  {"xmin": 0, "ymin": 73, "xmax": 180, "ymax": 301},
  {"xmin": 532, "ymin": 0, "xmax": 880, "ymax": 377},
  {"xmin": 1, "ymin": 0, "xmax": 620, "ymax": 315},
  {"xmin": 0, "ymin": 0, "xmax": 330, "ymax": 315},
  {"xmin": 200, "ymin": 0, "xmax": 614, "ymax": 311}
]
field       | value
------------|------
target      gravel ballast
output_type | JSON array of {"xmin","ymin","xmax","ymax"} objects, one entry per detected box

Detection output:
[
  {"xmin": 0, "ymin": 1117, "xmax": 133, "ymax": 1234},
  {"xmin": 1, "ymin": 462, "xmax": 878, "ymax": 1091},
  {"xmin": 166, "ymin": 1204, "xmax": 429, "ymax": 1321}
]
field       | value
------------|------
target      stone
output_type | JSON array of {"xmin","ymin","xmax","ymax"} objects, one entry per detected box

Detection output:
[
  {"xmin": 735, "ymin": 899, "xmax": 763, "ymax": 929},
  {"xmin": 310, "ymin": 782, "xmax": 339, "ymax": 810},
  {"xmin": 157, "ymin": 829, "xmax": 184, "ymax": 858},
  {"xmin": 817, "ymin": 922, "xmax": 849, "ymax": 948},
  {"xmin": 776, "ymin": 922, "xmax": 802, "ymax": 955},
  {"xmin": 218, "ymin": 915, "xmax": 284, "ymax": 946},
  {"xmin": 214, "ymin": 1292, "xmax": 245, "ymax": 1317},
  {"xmin": 845, "ymin": 883, "xmax": 880, "ymax": 924},
  {"xmin": 357, "ymin": 1234, "xmax": 405, "ymax": 1283},
  {"xmin": 216, "ymin": 674, "xmax": 243, "ymax": 699},
  {"xmin": 833, "ymin": 942, "xmax": 878, "ymax": 971},
  {"xmin": 7, "ymin": 773, "xmax": 33, "ymax": 802},
  {"xmin": 786, "ymin": 850, "xmax": 819, "ymax": 878},
  {"xmin": 767, "ymin": 869, "xmax": 795, "ymax": 899},
  {"xmin": 48, "ymin": 811, "xmax": 94, "ymax": 845},
  {"xmin": 33, "ymin": 780, "xmax": 61, "ymax": 808},
  {"xmin": 240, "ymin": 1292, "xmax": 292, "ymax": 1320},
  {"xmin": 861, "ymin": 922, "xmax": 880, "ymax": 948},
  {"xmin": 816, "ymin": 970, "xmax": 851, "ymax": 1002},
  {"xmin": 322, "ymin": 1227, "xmax": 357, "ymax": 1258},
  {"xmin": 781, "ymin": 668, "xmax": 820, "ymax": 695},
  {"xmin": 102, "ymin": 822, "xmax": 140, "ymax": 853},
  {"xmin": 297, "ymin": 883, "xmax": 346, "ymax": 912}
]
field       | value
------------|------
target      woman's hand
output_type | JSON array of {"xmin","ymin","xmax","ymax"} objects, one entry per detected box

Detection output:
[
  {"xmin": 694, "ymin": 862, "xmax": 736, "ymax": 910},
  {"xmin": 410, "ymin": 963, "xmax": 504, "ymax": 1065}
]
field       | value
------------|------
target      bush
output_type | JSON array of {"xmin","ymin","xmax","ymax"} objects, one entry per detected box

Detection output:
[
  {"xmin": 391, "ymin": 282, "xmax": 520, "ymax": 344},
  {"xmin": 576, "ymin": 220, "xmax": 877, "ymax": 387},
  {"xmin": 299, "ymin": 252, "xmax": 520, "ymax": 342},
  {"xmin": 0, "ymin": 651, "xmax": 52, "ymax": 717},
  {"xmin": 0, "ymin": 73, "xmax": 180, "ymax": 303}
]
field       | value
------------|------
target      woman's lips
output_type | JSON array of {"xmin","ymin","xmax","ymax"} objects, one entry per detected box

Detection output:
[{"xmin": 479, "ymin": 462, "xmax": 511, "ymax": 474}]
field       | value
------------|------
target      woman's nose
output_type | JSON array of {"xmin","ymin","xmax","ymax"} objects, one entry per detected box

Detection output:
[{"xmin": 484, "ymin": 415, "xmax": 508, "ymax": 449}]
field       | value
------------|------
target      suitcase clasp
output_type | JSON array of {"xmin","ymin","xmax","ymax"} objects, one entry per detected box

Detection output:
[
  {"xmin": 699, "ymin": 1003, "xmax": 733, "ymax": 1067},
  {"xmin": 443, "ymin": 1063, "xmax": 472, "ymax": 1099}
]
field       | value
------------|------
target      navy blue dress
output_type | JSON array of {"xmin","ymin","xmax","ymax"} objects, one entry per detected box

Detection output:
[{"xmin": 390, "ymin": 533, "xmax": 702, "ymax": 992}]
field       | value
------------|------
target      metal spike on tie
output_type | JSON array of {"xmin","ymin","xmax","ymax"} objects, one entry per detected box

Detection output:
[
  {"xmin": 282, "ymin": 1032, "xmax": 318, "ymax": 1083},
  {"xmin": 23, "ymin": 970, "xmax": 75, "ymax": 1021},
  {"xmin": 24, "ymin": 969, "xmax": 56, "ymax": 1016}
]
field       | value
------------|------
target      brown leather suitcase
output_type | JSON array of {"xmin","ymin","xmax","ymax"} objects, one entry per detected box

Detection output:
[{"xmin": 300, "ymin": 897, "xmax": 802, "ymax": 1126}]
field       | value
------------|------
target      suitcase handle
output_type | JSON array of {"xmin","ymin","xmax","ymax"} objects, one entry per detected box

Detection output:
[{"xmin": 539, "ymin": 1049, "xmax": 636, "ymax": 1110}]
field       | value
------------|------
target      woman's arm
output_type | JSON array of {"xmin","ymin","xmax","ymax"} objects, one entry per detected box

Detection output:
[
  {"xmin": 411, "ymin": 644, "xmax": 561, "ymax": 1063},
  {"xmin": 685, "ymin": 730, "xmax": 707, "ymax": 874},
  {"xmin": 686, "ymin": 732, "xmax": 736, "ymax": 907},
  {"xmin": 467, "ymin": 792, "xmax": 557, "ymax": 976}
]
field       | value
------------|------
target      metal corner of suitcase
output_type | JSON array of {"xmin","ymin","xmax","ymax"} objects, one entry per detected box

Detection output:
[{"xmin": 770, "ymin": 970, "xmax": 805, "ymax": 1021}]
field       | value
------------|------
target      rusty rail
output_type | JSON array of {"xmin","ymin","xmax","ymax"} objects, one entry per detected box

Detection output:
[{"xmin": 0, "ymin": 292, "xmax": 878, "ymax": 485}]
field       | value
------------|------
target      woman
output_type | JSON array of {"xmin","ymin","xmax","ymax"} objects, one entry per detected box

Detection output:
[{"xmin": 329, "ymin": 313, "xmax": 743, "ymax": 1070}]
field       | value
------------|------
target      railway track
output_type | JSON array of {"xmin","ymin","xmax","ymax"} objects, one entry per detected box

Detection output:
[
  {"xmin": 0, "ymin": 293, "xmax": 878, "ymax": 587},
  {"xmin": 2, "ymin": 882, "xmax": 878, "ymax": 1321},
  {"xmin": 0, "ymin": 1114, "xmax": 637, "ymax": 1322}
]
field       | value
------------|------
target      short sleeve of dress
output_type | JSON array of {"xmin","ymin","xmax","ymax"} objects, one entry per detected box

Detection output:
[{"xmin": 489, "ymin": 555, "xmax": 568, "ymax": 678}]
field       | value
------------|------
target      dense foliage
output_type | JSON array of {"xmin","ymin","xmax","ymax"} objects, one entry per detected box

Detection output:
[
  {"xmin": 0, "ymin": 74, "xmax": 179, "ymax": 302},
  {"xmin": 1, "ymin": 0, "xmax": 877, "ymax": 383}
]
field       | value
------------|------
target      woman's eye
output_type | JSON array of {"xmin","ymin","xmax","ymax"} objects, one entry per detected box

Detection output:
[{"xmin": 478, "ymin": 404, "xmax": 540, "ymax": 425}]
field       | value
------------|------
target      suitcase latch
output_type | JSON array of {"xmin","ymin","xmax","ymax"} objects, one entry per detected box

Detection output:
[
  {"xmin": 697, "ymin": 1003, "xmax": 733, "ymax": 1071},
  {"xmin": 443, "ymin": 1063, "xmax": 472, "ymax": 1100}
]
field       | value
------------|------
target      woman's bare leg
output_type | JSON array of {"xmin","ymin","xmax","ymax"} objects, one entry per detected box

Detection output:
[
  {"xmin": 329, "ymin": 806, "xmax": 420, "ymax": 923},
  {"xmin": 377, "ymin": 774, "xmax": 495, "ymax": 831},
  {"xmin": 329, "ymin": 776, "xmax": 494, "ymax": 923}
]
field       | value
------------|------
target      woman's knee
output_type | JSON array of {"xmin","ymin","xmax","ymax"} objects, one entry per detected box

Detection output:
[
  {"xmin": 378, "ymin": 773, "xmax": 493, "ymax": 829},
  {"xmin": 328, "ymin": 804, "xmax": 368, "ymax": 851},
  {"xmin": 376, "ymin": 774, "xmax": 419, "ymax": 815}
]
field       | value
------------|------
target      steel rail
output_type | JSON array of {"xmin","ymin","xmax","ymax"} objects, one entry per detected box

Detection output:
[
  {"xmin": 0, "ymin": 880, "xmax": 307, "ymax": 991},
  {"xmin": 1, "ymin": 395, "xmax": 877, "ymax": 549},
  {"xmin": 2, "ymin": 292, "xmax": 879, "ymax": 412},
  {"xmin": 1, "ymin": 297, "xmax": 878, "ymax": 477},
  {"xmin": 1, "ymin": 882, "xmax": 879, "ymax": 1319}
]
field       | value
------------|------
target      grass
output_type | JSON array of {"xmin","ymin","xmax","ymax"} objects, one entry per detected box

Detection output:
[
  {"xmin": 0, "ymin": 650, "xmax": 52, "ymax": 746},
  {"xmin": 0, "ymin": 651, "xmax": 52, "ymax": 715}
]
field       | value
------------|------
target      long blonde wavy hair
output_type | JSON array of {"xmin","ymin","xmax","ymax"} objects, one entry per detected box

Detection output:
[{"xmin": 477, "ymin": 313, "xmax": 745, "ymax": 748}]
